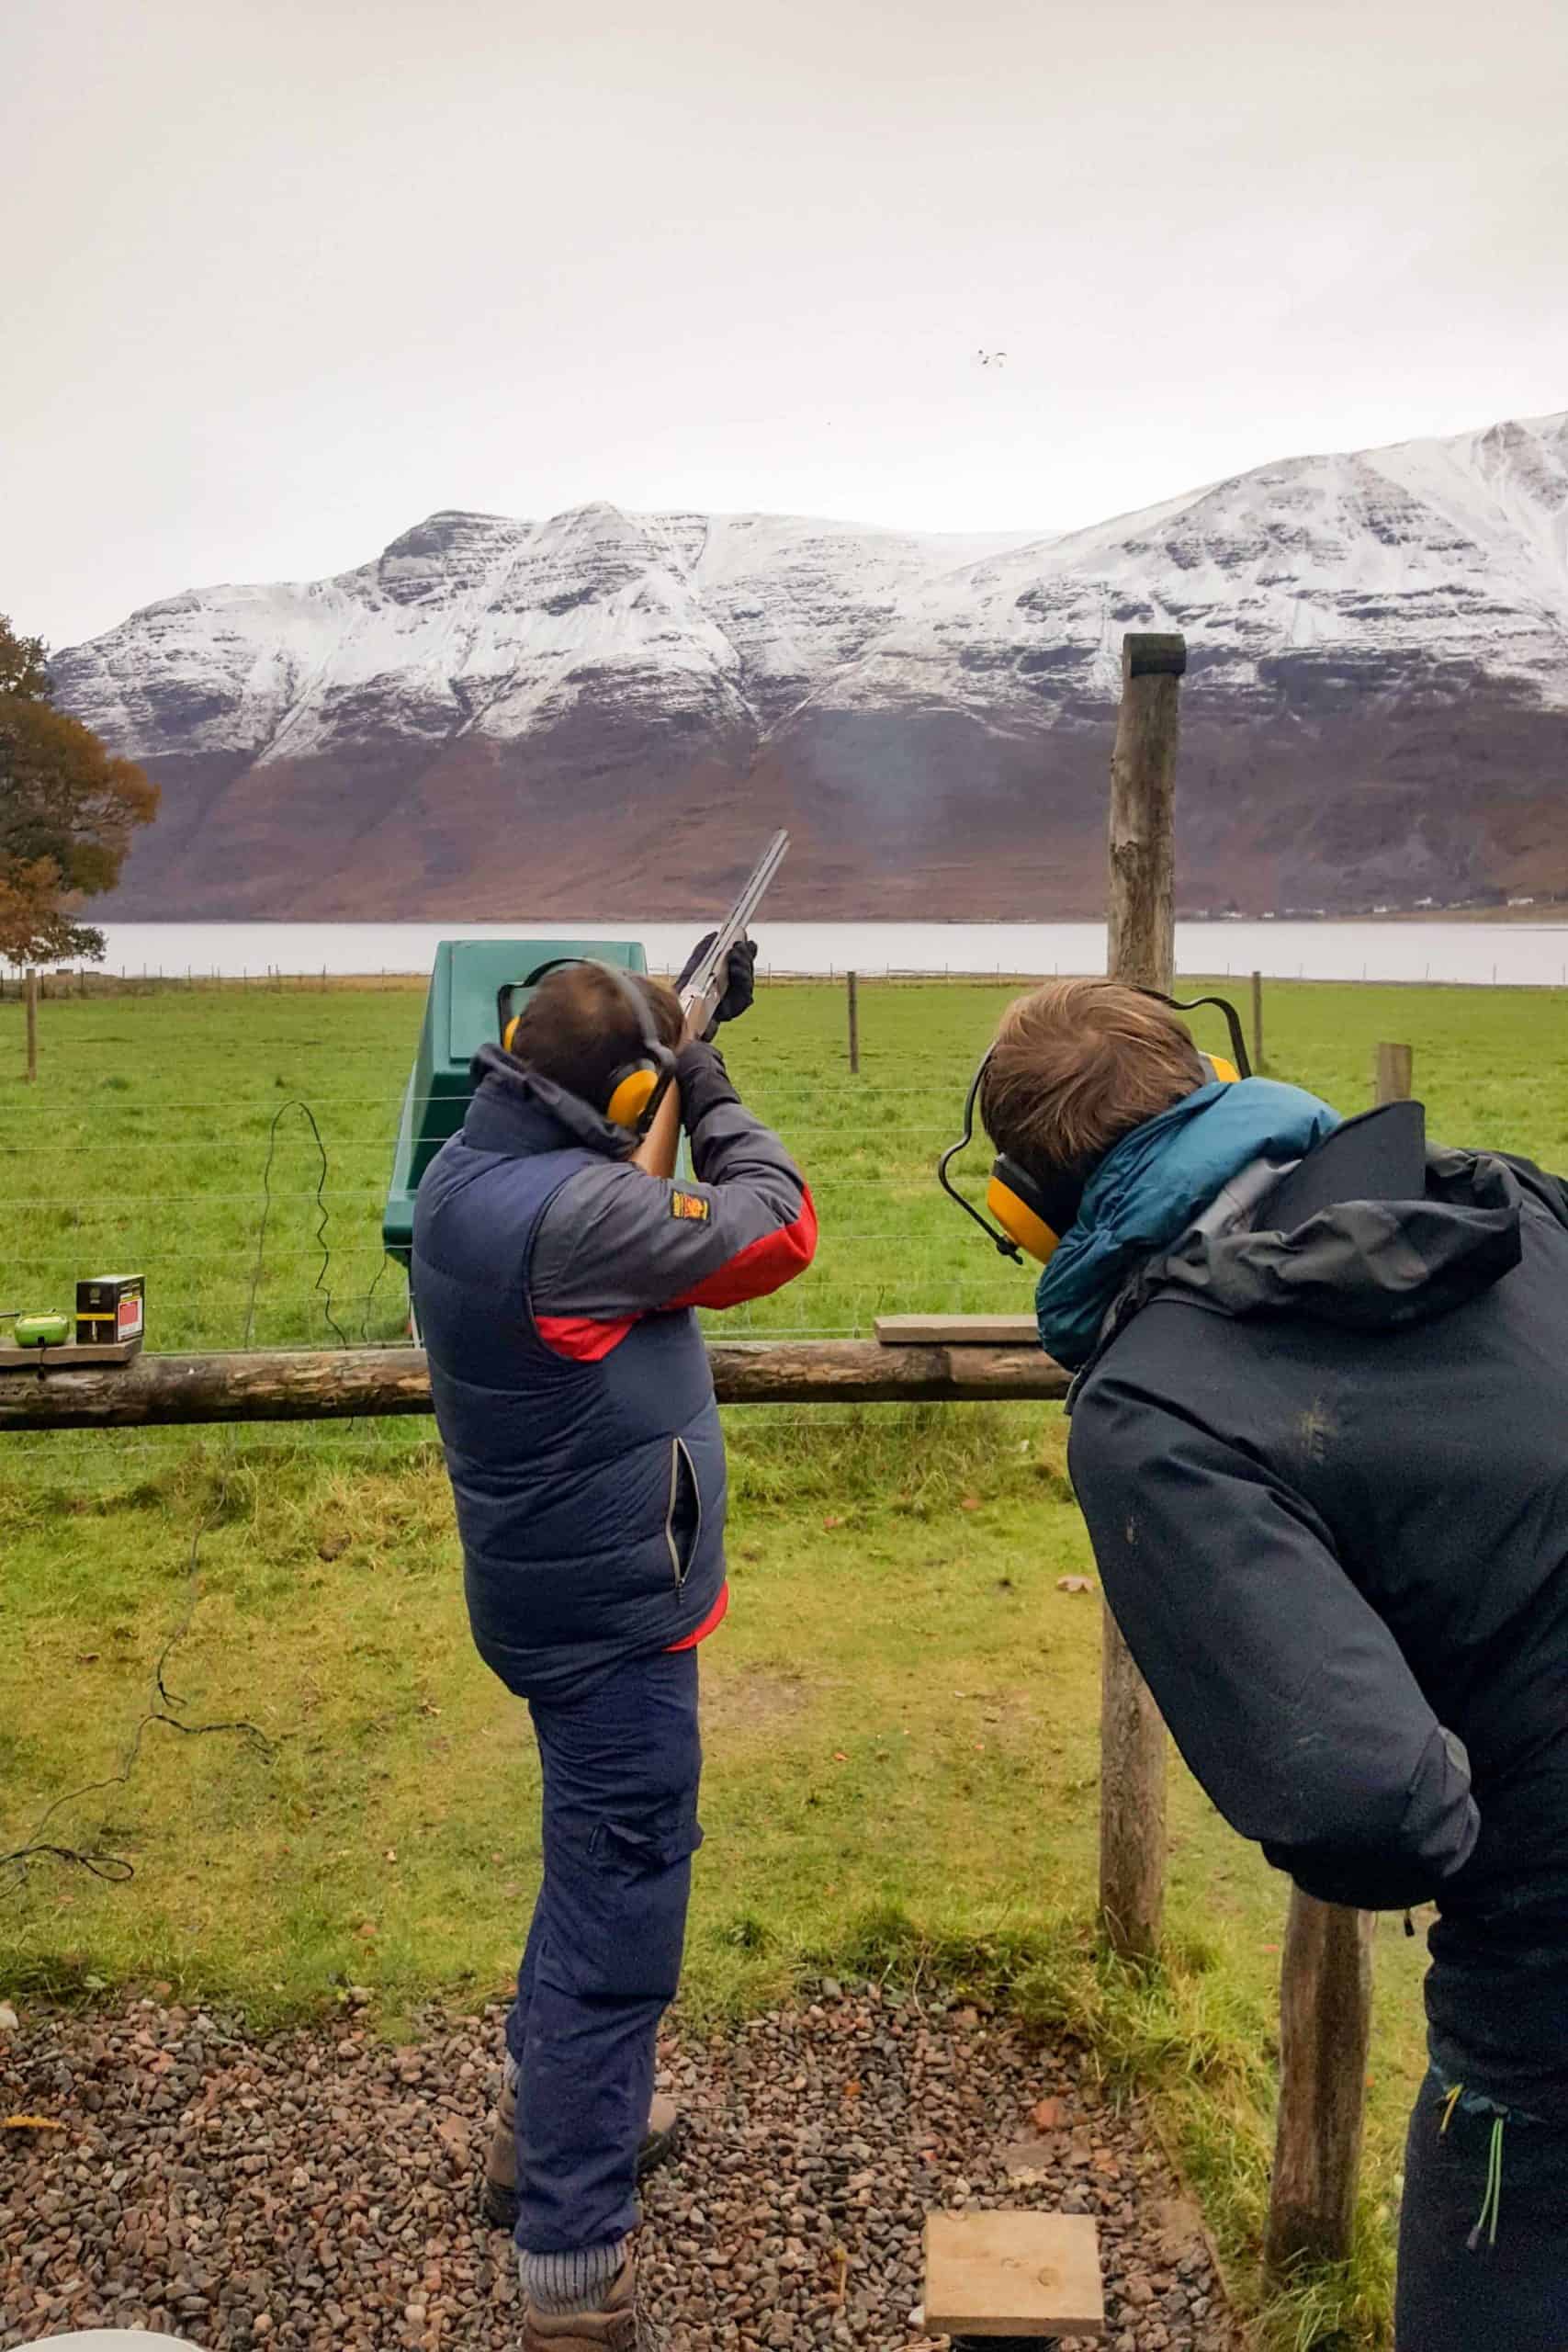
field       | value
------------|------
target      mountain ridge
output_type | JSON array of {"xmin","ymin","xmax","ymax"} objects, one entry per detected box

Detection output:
[{"xmin": 53, "ymin": 408, "xmax": 1568, "ymax": 921}]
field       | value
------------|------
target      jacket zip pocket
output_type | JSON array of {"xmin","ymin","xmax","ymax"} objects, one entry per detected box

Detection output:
[{"xmin": 665, "ymin": 1436, "xmax": 703, "ymax": 1590}]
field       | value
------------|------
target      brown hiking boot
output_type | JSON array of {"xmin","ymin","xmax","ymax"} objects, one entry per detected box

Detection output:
[
  {"xmin": 482, "ymin": 2061, "xmax": 681, "ymax": 2232},
  {"xmin": 522, "ymin": 2256, "xmax": 662, "ymax": 2351}
]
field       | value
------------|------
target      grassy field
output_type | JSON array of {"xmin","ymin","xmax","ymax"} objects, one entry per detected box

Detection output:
[{"xmin": 4, "ymin": 970, "xmax": 1565, "ymax": 2346}]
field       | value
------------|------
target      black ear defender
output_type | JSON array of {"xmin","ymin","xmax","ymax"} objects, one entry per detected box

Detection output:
[
  {"xmin": 500, "ymin": 958, "xmax": 678, "ymax": 1137},
  {"xmin": 938, "ymin": 985, "xmax": 1252, "ymax": 1266}
]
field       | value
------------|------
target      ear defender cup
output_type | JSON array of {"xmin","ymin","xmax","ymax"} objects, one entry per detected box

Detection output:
[
  {"xmin": 1204, "ymin": 1053, "xmax": 1241, "ymax": 1083},
  {"xmin": 502, "ymin": 1012, "xmax": 523, "ymax": 1056},
  {"xmin": 987, "ymin": 1170, "xmax": 1062, "ymax": 1265},
  {"xmin": 604, "ymin": 1061, "xmax": 661, "ymax": 1131},
  {"xmin": 597, "ymin": 967, "xmax": 676, "ymax": 1134},
  {"xmin": 986, "ymin": 1152, "xmax": 1088, "ymax": 1266}
]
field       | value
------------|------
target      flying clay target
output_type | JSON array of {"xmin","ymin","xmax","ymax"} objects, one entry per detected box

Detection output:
[{"xmin": 13, "ymin": 2335, "xmax": 208, "ymax": 2350}]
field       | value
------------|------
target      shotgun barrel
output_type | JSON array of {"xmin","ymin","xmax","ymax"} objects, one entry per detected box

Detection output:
[{"xmin": 678, "ymin": 828, "xmax": 790, "ymax": 1033}]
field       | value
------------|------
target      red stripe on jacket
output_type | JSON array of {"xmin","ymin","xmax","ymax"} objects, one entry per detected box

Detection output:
[
  {"xmin": 663, "ymin": 1187, "xmax": 818, "ymax": 1312},
  {"xmin": 666, "ymin": 1580, "xmax": 730, "ymax": 1651},
  {"xmin": 536, "ymin": 1313, "xmax": 638, "ymax": 1362}
]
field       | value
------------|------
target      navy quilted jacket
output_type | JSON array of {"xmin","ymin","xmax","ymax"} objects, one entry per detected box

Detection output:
[{"xmin": 412, "ymin": 1042, "xmax": 814, "ymax": 1701}]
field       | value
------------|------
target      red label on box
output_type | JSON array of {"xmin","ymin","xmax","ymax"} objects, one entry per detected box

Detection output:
[{"xmin": 118, "ymin": 1295, "xmax": 144, "ymax": 1339}]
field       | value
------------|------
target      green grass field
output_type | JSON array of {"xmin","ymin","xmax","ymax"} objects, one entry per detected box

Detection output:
[{"xmin": 4, "ymin": 970, "xmax": 1565, "ymax": 2346}]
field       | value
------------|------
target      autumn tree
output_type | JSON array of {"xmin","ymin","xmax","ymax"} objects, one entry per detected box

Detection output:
[{"xmin": 0, "ymin": 614, "xmax": 158, "ymax": 969}]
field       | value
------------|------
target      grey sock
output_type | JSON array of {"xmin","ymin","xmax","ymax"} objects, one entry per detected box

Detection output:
[{"xmin": 521, "ymin": 2237, "xmax": 630, "ymax": 2314}]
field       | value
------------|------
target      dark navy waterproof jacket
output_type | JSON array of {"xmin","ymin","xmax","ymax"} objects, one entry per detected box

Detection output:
[
  {"xmin": 412, "ymin": 1042, "xmax": 815, "ymax": 1703},
  {"xmin": 1066, "ymin": 1107, "xmax": 1568, "ymax": 2119}
]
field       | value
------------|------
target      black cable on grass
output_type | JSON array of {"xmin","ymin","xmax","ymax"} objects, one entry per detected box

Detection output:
[
  {"xmin": 359, "ymin": 1249, "xmax": 399, "ymax": 1343},
  {"xmin": 244, "ymin": 1098, "xmax": 349, "ymax": 1348},
  {"xmin": 0, "ymin": 1476, "xmax": 273, "ymax": 1893}
]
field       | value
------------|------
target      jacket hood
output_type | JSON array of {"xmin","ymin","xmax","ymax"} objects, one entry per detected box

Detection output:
[
  {"xmin": 464, "ymin": 1043, "xmax": 636, "ymax": 1160},
  {"xmin": 1110, "ymin": 1138, "xmax": 1526, "ymax": 1343}
]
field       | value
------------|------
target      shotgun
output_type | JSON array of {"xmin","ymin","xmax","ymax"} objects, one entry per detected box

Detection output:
[{"xmin": 678, "ymin": 828, "xmax": 790, "ymax": 1036}]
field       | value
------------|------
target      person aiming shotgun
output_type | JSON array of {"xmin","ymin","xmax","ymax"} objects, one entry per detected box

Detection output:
[
  {"xmin": 943, "ymin": 978, "xmax": 1568, "ymax": 2350},
  {"xmin": 412, "ymin": 933, "xmax": 815, "ymax": 2352}
]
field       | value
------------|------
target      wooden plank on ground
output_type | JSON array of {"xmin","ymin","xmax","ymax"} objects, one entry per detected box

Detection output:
[
  {"xmin": 924, "ymin": 2212, "xmax": 1105, "ymax": 2338},
  {"xmin": 875, "ymin": 1315, "xmax": 1041, "ymax": 1347}
]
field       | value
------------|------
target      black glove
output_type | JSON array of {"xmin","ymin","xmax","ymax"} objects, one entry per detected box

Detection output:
[{"xmin": 675, "ymin": 933, "xmax": 757, "ymax": 1040}]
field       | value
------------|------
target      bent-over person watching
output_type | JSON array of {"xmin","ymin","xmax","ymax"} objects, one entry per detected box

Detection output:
[
  {"xmin": 412, "ymin": 948, "xmax": 815, "ymax": 2352},
  {"xmin": 970, "ymin": 978, "xmax": 1568, "ymax": 2352}
]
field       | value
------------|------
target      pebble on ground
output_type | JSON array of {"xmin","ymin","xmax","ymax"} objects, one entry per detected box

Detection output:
[{"xmin": 2, "ymin": 1988, "xmax": 1244, "ymax": 2351}]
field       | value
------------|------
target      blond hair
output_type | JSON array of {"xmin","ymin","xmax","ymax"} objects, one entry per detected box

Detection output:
[{"xmin": 978, "ymin": 979, "xmax": 1205, "ymax": 1176}]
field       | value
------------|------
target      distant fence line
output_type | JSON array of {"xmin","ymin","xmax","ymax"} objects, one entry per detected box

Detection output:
[{"xmin": 4, "ymin": 960, "xmax": 1566, "ymax": 1000}]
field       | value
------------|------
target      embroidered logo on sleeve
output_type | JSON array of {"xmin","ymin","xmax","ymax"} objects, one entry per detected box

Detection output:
[{"xmin": 671, "ymin": 1190, "xmax": 711, "ymax": 1221}]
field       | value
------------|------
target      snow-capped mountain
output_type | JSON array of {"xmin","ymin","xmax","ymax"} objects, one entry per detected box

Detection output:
[
  {"xmin": 53, "ymin": 410, "xmax": 1568, "ymax": 919},
  {"xmin": 56, "ymin": 509, "xmax": 1043, "ymax": 767}
]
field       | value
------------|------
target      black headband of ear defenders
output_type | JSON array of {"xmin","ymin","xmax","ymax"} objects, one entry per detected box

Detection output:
[{"xmin": 936, "ymin": 987, "xmax": 1251, "ymax": 1263}]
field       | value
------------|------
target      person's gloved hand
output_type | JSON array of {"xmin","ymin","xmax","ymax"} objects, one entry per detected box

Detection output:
[{"xmin": 675, "ymin": 933, "xmax": 757, "ymax": 1040}]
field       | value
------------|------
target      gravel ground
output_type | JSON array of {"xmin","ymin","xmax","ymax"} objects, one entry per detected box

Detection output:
[{"xmin": 2, "ymin": 1988, "xmax": 1245, "ymax": 2352}]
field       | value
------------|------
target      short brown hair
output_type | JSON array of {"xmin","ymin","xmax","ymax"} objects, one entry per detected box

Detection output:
[
  {"xmin": 508, "ymin": 964, "xmax": 682, "ymax": 1106},
  {"xmin": 978, "ymin": 979, "xmax": 1205, "ymax": 1177}
]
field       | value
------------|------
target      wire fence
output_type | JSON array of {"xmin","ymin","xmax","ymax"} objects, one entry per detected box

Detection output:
[
  {"xmin": 17, "ymin": 960, "xmax": 1551, "ymax": 1435},
  {"xmin": 2, "ymin": 974, "xmax": 1056, "ymax": 1370},
  {"xmin": 0, "ymin": 964, "xmax": 1099, "ymax": 1000}
]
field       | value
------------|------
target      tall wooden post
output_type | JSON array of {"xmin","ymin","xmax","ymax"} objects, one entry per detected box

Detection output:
[
  {"xmin": 1099, "ymin": 631, "xmax": 1183, "ymax": 1961},
  {"xmin": 847, "ymin": 971, "xmax": 860, "ymax": 1074},
  {"xmin": 1265, "ymin": 1042, "xmax": 1408, "ymax": 2278},
  {"xmin": 1251, "ymin": 971, "xmax": 1264, "ymax": 1073},
  {"xmin": 24, "ymin": 967, "xmax": 39, "ymax": 1082},
  {"xmin": 1106, "ymin": 635, "xmax": 1181, "ymax": 990}
]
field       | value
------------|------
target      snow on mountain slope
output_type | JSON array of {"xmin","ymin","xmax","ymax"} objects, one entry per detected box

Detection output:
[
  {"xmin": 804, "ymin": 410, "xmax": 1568, "ymax": 725},
  {"xmin": 55, "ymin": 505, "xmax": 1044, "ymax": 764}
]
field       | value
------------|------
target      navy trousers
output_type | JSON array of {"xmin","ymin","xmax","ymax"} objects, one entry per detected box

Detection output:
[
  {"xmin": 1396, "ymin": 2069, "xmax": 1568, "ymax": 2349},
  {"xmin": 505, "ymin": 1645, "xmax": 703, "ymax": 2257}
]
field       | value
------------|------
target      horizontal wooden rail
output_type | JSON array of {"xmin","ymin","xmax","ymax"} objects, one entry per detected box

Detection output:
[{"xmin": 0, "ymin": 1340, "xmax": 1069, "ymax": 1430}]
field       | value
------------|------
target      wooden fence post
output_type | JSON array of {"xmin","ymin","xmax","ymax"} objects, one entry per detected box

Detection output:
[
  {"xmin": 1265, "ymin": 1039, "xmax": 1408, "ymax": 2277},
  {"xmin": 1373, "ymin": 1041, "xmax": 1413, "ymax": 1102},
  {"xmin": 1099, "ymin": 630, "xmax": 1184, "ymax": 1962},
  {"xmin": 1251, "ymin": 970, "xmax": 1264, "ymax": 1073},
  {"xmin": 847, "ymin": 971, "xmax": 860, "ymax": 1074},
  {"xmin": 1106, "ymin": 635, "xmax": 1181, "ymax": 991},
  {"xmin": 1266, "ymin": 1896, "xmax": 1376, "ymax": 2274},
  {"xmin": 24, "ymin": 968, "xmax": 39, "ymax": 1082}
]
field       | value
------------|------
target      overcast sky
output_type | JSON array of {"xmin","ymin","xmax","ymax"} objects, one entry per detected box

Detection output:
[{"xmin": 6, "ymin": 0, "xmax": 1566, "ymax": 650}]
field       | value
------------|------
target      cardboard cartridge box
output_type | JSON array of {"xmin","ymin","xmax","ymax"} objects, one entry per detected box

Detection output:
[{"xmin": 76, "ymin": 1274, "xmax": 145, "ymax": 1349}]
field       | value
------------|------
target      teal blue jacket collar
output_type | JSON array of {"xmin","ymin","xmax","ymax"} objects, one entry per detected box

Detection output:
[{"xmin": 1035, "ymin": 1079, "xmax": 1339, "ymax": 1370}]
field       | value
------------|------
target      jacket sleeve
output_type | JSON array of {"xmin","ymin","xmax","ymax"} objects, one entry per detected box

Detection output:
[
  {"xmin": 1067, "ymin": 1373, "xmax": 1480, "ymax": 1909},
  {"xmin": 527, "ymin": 1042, "xmax": 816, "ymax": 1359}
]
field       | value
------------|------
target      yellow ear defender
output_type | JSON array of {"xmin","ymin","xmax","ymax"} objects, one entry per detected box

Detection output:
[
  {"xmin": 603, "ymin": 1061, "xmax": 660, "ymax": 1130},
  {"xmin": 985, "ymin": 1156, "xmax": 1079, "ymax": 1265},
  {"xmin": 499, "ymin": 958, "xmax": 677, "ymax": 1138},
  {"xmin": 939, "ymin": 987, "xmax": 1252, "ymax": 1265}
]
